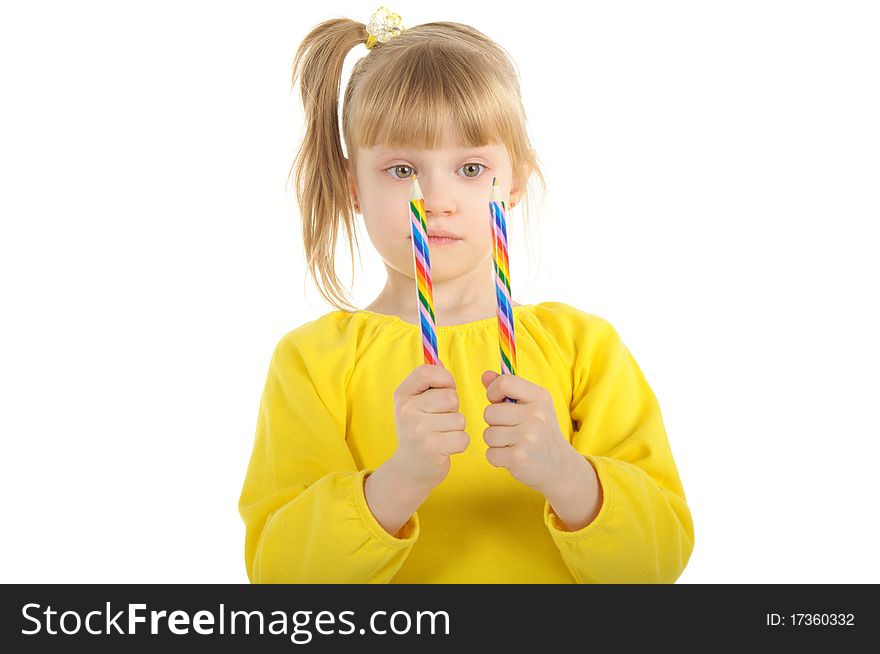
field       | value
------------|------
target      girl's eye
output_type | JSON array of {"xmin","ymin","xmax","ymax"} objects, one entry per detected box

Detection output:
[
  {"xmin": 387, "ymin": 165, "xmax": 415, "ymax": 180},
  {"xmin": 459, "ymin": 163, "xmax": 486, "ymax": 178}
]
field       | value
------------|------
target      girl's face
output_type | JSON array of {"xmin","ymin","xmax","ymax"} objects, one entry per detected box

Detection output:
[{"xmin": 347, "ymin": 142, "xmax": 524, "ymax": 286}]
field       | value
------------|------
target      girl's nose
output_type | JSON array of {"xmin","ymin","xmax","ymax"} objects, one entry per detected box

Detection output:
[{"xmin": 419, "ymin": 178, "xmax": 456, "ymax": 216}]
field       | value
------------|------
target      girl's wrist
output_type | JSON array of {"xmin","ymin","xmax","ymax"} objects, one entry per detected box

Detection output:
[
  {"xmin": 385, "ymin": 453, "xmax": 436, "ymax": 499},
  {"xmin": 544, "ymin": 452, "xmax": 603, "ymax": 531},
  {"xmin": 363, "ymin": 456, "xmax": 432, "ymax": 538}
]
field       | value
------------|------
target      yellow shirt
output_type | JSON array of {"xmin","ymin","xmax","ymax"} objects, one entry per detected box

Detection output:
[{"xmin": 238, "ymin": 301, "xmax": 694, "ymax": 583}]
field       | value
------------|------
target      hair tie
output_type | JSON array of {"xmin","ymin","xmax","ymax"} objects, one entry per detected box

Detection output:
[{"xmin": 365, "ymin": 6, "xmax": 404, "ymax": 50}]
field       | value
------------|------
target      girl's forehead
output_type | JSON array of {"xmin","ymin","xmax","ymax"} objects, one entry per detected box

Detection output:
[{"xmin": 363, "ymin": 143, "xmax": 505, "ymax": 158}]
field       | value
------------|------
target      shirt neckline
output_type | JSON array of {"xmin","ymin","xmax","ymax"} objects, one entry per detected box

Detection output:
[{"xmin": 348, "ymin": 304, "xmax": 536, "ymax": 333}]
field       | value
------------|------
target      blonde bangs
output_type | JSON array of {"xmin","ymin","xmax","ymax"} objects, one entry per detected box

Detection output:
[{"xmin": 346, "ymin": 44, "xmax": 523, "ymax": 155}]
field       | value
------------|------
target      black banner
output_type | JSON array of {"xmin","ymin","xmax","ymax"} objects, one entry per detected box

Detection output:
[{"xmin": 0, "ymin": 584, "xmax": 872, "ymax": 650}]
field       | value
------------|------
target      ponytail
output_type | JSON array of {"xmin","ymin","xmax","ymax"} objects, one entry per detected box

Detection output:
[{"xmin": 289, "ymin": 19, "xmax": 367, "ymax": 312}]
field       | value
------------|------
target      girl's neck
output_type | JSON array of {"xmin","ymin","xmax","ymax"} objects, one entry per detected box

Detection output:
[{"xmin": 366, "ymin": 257, "xmax": 521, "ymax": 325}]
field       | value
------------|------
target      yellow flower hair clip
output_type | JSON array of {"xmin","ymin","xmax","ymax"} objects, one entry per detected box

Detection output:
[{"xmin": 365, "ymin": 6, "xmax": 404, "ymax": 50}]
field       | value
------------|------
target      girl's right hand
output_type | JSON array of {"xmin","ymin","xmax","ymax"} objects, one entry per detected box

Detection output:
[{"xmin": 391, "ymin": 363, "xmax": 469, "ymax": 492}]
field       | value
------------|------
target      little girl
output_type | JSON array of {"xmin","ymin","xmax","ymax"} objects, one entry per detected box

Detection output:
[{"xmin": 238, "ymin": 7, "xmax": 694, "ymax": 584}]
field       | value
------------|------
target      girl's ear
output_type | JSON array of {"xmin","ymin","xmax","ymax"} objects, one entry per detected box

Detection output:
[
  {"xmin": 344, "ymin": 158, "xmax": 360, "ymax": 211},
  {"xmin": 509, "ymin": 163, "xmax": 531, "ymax": 209}
]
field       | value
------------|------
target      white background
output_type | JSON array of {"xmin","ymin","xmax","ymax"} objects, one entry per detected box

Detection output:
[{"xmin": 1, "ymin": 0, "xmax": 878, "ymax": 583}]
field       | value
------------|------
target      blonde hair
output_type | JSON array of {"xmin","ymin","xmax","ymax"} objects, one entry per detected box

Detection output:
[{"xmin": 288, "ymin": 18, "xmax": 547, "ymax": 312}]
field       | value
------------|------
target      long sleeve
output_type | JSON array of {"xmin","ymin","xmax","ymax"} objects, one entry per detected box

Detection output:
[
  {"xmin": 542, "ymin": 317, "xmax": 694, "ymax": 583},
  {"xmin": 237, "ymin": 331, "xmax": 420, "ymax": 583}
]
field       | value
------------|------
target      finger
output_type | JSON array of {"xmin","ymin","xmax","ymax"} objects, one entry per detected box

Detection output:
[
  {"xmin": 398, "ymin": 363, "xmax": 456, "ymax": 397},
  {"xmin": 421, "ymin": 386, "xmax": 460, "ymax": 413},
  {"xmin": 485, "ymin": 445, "xmax": 514, "ymax": 469},
  {"xmin": 437, "ymin": 431, "xmax": 470, "ymax": 456},
  {"xmin": 483, "ymin": 401, "xmax": 520, "ymax": 427},
  {"xmin": 483, "ymin": 425, "xmax": 516, "ymax": 448},
  {"xmin": 429, "ymin": 411, "xmax": 467, "ymax": 433},
  {"xmin": 485, "ymin": 372, "xmax": 539, "ymax": 404}
]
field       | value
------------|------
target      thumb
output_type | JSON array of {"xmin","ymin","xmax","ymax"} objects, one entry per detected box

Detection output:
[{"xmin": 481, "ymin": 370, "xmax": 500, "ymax": 388}]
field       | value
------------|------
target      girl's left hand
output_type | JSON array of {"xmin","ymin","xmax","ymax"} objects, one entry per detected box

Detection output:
[{"xmin": 480, "ymin": 370, "xmax": 580, "ymax": 498}]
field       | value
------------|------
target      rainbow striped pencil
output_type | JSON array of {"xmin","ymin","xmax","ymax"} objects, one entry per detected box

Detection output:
[
  {"xmin": 410, "ymin": 174, "xmax": 439, "ymax": 366},
  {"xmin": 490, "ymin": 177, "xmax": 518, "ymax": 404}
]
